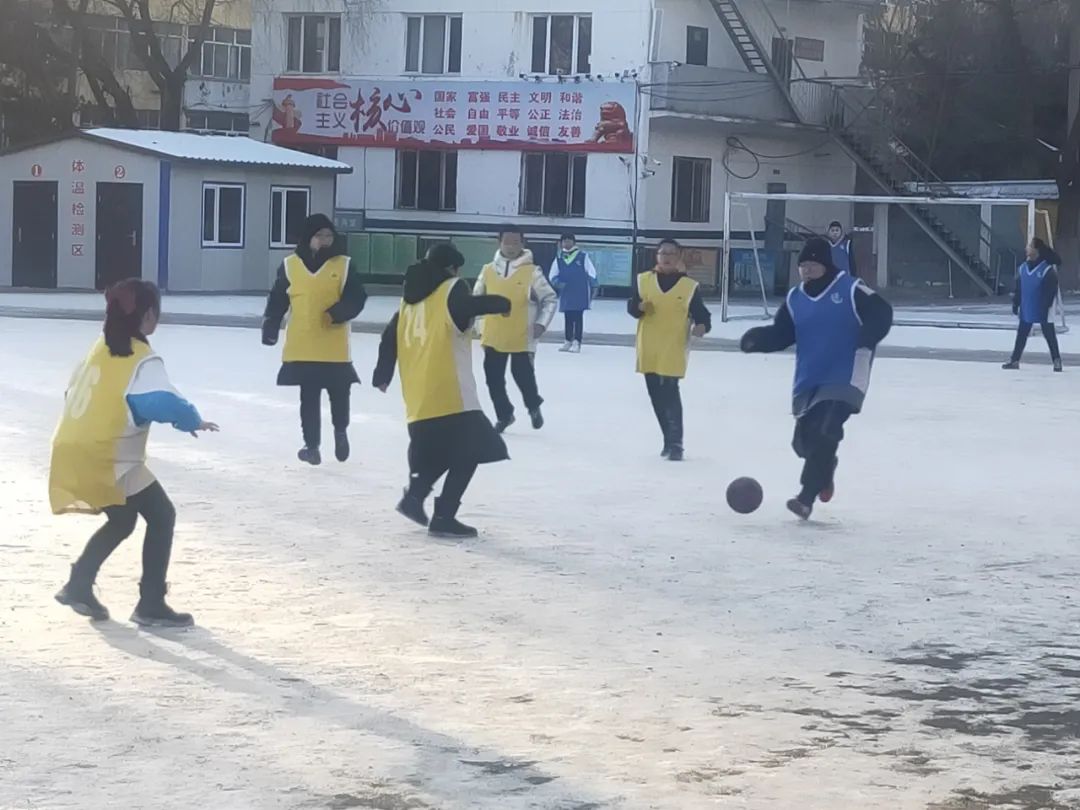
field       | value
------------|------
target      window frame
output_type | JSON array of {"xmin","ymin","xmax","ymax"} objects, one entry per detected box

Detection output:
[
  {"xmin": 193, "ymin": 27, "xmax": 252, "ymax": 81},
  {"xmin": 686, "ymin": 25, "xmax": 709, "ymax": 66},
  {"xmin": 285, "ymin": 14, "xmax": 342, "ymax": 74},
  {"xmin": 519, "ymin": 152, "xmax": 587, "ymax": 218},
  {"xmin": 670, "ymin": 156, "xmax": 711, "ymax": 224},
  {"xmin": 403, "ymin": 14, "xmax": 463, "ymax": 74},
  {"xmin": 530, "ymin": 14, "xmax": 592, "ymax": 75},
  {"xmin": 395, "ymin": 149, "xmax": 458, "ymax": 212},
  {"xmin": 201, "ymin": 182, "xmax": 246, "ymax": 248},
  {"xmin": 269, "ymin": 185, "xmax": 311, "ymax": 248}
]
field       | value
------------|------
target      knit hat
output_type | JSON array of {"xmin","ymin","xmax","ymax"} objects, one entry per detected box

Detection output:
[
  {"xmin": 798, "ymin": 237, "xmax": 835, "ymax": 269},
  {"xmin": 300, "ymin": 213, "xmax": 336, "ymax": 243}
]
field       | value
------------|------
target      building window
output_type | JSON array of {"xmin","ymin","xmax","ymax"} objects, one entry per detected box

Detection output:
[
  {"xmin": 404, "ymin": 15, "xmax": 462, "ymax": 74},
  {"xmin": 531, "ymin": 15, "xmax": 591, "ymax": 75},
  {"xmin": 670, "ymin": 157, "xmax": 711, "ymax": 223},
  {"xmin": 81, "ymin": 106, "xmax": 159, "ymax": 129},
  {"xmin": 286, "ymin": 15, "xmax": 341, "ymax": 73},
  {"xmin": 193, "ymin": 27, "xmax": 252, "ymax": 81},
  {"xmin": 270, "ymin": 187, "xmax": 310, "ymax": 248},
  {"xmin": 186, "ymin": 111, "xmax": 249, "ymax": 134},
  {"xmin": 794, "ymin": 36, "xmax": 825, "ymax": 62},
  {"xmin": 202, "ymin": 183, "xmax": 245, "ymax": 246},
  {"xmin": 771, "ymin": 38, "xmax": 794, "ymax": 83},
  {"xmin": 686, "ymin": 26, "xmax": 709, "ymax": 66},
  {"xmin": 521, "ymin": 152, "xmax": 586, "ymax": 217},
  {"xmin": 396, "ymin": 150, "xmax": 457, "ymax": 211},
  {"xmin": 80, "ymin": 16, "xmax": 133, "ymax": 71}
]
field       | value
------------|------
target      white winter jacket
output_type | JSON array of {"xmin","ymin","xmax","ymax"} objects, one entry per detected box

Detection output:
[{"xmin": 473, "ymin": 249, "xmax": 558, "ymax": 352}]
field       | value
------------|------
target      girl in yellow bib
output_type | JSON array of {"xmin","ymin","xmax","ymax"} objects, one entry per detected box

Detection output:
[
  {"xmin": 263, "ymin": 214, "xmax": 367, "ymax": 465},
  {"xmin": 373, "ymin": 243, "xmax": 512, "ymax": 538},
  {"xmin": 628, "ymin": 239, "xmax": 711, "ymax": 461},
  {"xmin": 472, "ymin": 225, "xmax": 557, "ymax": 433},
  {"xmin": 50, "ymin": 280, "xmax": 218, "ymax": 625}
]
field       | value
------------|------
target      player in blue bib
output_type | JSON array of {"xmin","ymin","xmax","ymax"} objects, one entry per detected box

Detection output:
[
  {"xmin": 549, "ymin": 233, "xmax": 597, "ymax": 353},
  {"xmin": 1002, "ymin": 238, "xmax": 1063, "ymax": 372},
  {"xmin": 740, "ymin": 237, "xmax": 893, "ymax": 520}
]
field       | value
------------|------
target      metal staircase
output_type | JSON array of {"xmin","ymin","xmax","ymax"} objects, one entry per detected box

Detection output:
[
  {"xmin": 705, "ymin": 0, "xmax": 802, "ymax": 121},
  {"xmin": 706, "ymin": 0, "xmax": 1000, "ymax": 295}
]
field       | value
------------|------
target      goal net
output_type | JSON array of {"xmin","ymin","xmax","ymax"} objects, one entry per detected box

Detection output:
[{"xmin": 719, "ymin": 191, "xmax": 1066, "ymax": 332}]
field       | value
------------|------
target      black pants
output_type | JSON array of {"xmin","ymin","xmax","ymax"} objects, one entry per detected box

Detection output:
[
  {"xmin": 564, "ymin": 311, "xmax": 584, "ymax": 343},
  {"xmin": 299, "ymin": 383, "xmax": 351, "ymax": 448},
  {"xmin": 407, "ymin": 447, "xmax": 478, "ymax": 515},
  {"xmin": 793, "ymin": 401, "xmax": 853, "ymax": 506},
  {"xmin": 1011, "ymin": 321, "xmax": 1061, "ymax": 362},
  {"xmin": 72, "ymin": 482, "xmax": 175, "ymax": 592},
  {"xmin": 645, "ymin": 373, "xmax": 683, "ymax": 449},
  {"xmin": 483, "ymin": 348, "xmax": 543, "ymax": 421}
]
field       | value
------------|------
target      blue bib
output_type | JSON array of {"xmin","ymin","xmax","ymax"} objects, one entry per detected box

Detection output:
[
  {"xmin": 1019, "ymin": 260, "xmax": 1051, "ymax": 324},
  {"xmin": 830, "ymin": 240, "xmax": 852, "ymax": 274},
  {"xmin": 555, "ymin": 250, "xmax": 592, "ymax": 312},
  {"xmin": 788, "ymin": 272, "xmax": 866, "ymax": 414}
]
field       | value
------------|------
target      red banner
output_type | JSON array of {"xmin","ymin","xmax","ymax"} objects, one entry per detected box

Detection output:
[{"xmin": 271, "ymin": 77, "xmax": 635, "ymax": 153}]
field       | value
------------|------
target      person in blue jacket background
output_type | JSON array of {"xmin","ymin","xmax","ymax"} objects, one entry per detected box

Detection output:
[
  {"xmin": 827, "ymin": 221, "xmax": 858, "ymax": 279},
  {"xmin": 549, "ymin": 233, "xmax": 597, "ymax": 353},
  {"xmin": 1003, "ymin": 237, "xmax": 1063, "ymax": 372}
]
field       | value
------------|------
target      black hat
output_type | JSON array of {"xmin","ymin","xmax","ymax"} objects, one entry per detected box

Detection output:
[
  {"xmin": 300, "ymin": 213, "xmax": 336, "ymax": 243},
  {"xmin": 798, "ymin": 237, "xmax": 835, "ymax": 269}
]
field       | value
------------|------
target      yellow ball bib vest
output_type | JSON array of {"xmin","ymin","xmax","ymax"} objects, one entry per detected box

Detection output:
[
  {"xmin": 397, "ymin": 278, "xmax": 481, "ymax": 423},
  {"xmin": 479, "ymin": 262, "xmax": 533, "ymax": 353},
  {"xmin": 49, "ymin": 337, "xmax": 154, "ymax": 514},
  {"xmin": 283, "ymin": 254, "xmax": 352, "ymax": 363},
  {"xmin": 635, "ymin": 271, "xmax": 698, "ymax": 378}
]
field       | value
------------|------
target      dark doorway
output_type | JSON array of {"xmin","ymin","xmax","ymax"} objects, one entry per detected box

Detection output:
[
  {"xmin": 95, "ymin": 182, "xmax": 143, "ymax": 290},
  {"xmin": 12, "ymin": 181, "xmax": 58, "ymax": 288}
]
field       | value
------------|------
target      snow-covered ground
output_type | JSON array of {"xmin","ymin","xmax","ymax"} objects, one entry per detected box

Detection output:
[
  {"xmin": 1, "ymin": 290, "xmax": 1077, "ymax": 357},
  {"xmin": 3, "ymin": 316, "xmax": 1080, "ymax": 810}
]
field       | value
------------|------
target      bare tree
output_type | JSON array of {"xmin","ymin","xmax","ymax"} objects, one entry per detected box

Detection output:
[{"xmin": 48, "ymin": 0, "xmax": 219, "ymax": 130}]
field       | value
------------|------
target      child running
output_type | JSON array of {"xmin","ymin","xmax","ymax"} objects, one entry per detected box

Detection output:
[
  {"xmin": 473, "ymin": 226, "xmax": 557, "ymax": 433},
  {"xmin": 373, "ymin": 243, "xmax": 512, "ymax": 538},
  {"xmin": 628, "ymin": 238, "xmax": 711, "ymax": 461},
  {"xmin": 740, "ymin": 237, "xmax": 892, "ymax": 519},
  {"xmin": 1003, "ymin": 237, "xmax": 1064, "ymax": 372},
  {"xmin": 263, "ymin": 214, "xmax": 368, "ymax": 465},
  {"xmin": 50, "ymin": 280, "xmax": 217, "ymax": 626}
]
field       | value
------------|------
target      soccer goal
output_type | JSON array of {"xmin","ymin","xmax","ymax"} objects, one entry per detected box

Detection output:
[{"xmin": 719, "ymin": 191, "xmax": 1066, "ymax": 332}]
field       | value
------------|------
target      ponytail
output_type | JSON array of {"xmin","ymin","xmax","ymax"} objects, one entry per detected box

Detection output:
[{"xmin": 103, "ymin": 279, "xmax": 161, "ymax": 357}]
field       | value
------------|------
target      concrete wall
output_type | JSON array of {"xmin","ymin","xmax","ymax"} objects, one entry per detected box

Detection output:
[
  {"xmin": 652, "ymin": 0, "xmax": 868, "ymax": 78},
  {"xmin": 334, "ymin": 147, "xmax": 634, "ymax": 233},
  {"xmin": 0, "ymin": 138, "xmax": 160, "ymax": 288},
  {"xmin": 641, "ymin": 117, "xmax": 856, "ymax": 240},
  {"xmin": 167, "ymin": 164, "xmax": 337, "ymax": 292}
]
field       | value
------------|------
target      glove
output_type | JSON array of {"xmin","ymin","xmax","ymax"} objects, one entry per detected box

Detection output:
[{"xmin": 532, "ymin": 323, "xmax": 546, "ymax": 339}]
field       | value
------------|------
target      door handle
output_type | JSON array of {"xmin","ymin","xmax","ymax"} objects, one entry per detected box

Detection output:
[{"xmin": 16, "ymin": 227, "xmax": 21, "ymax": 243}]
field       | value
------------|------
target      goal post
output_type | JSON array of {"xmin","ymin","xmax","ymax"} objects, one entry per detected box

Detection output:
[{"xmin": 719, "ymin": 191, "xmax": 1064, "ymax": 331}]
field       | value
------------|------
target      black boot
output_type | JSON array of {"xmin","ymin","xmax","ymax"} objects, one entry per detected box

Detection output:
[
  {"xmin": 55, "ymin": 564, "xmax": 109, "ymax": 621},
  {"xmin": 396, "ymin": 487, "xmax": 430, "ymax": 527},
  {"xmin": 131, "ymin": 582, "xmax": 193, "ymax": 628},
  {"xmin": 298, "ymin": 446, "xmax": 322, "ymax": 465},
  {"xmin": 334, "ymin": 429, "xmax": 350, "ymax": 462},
  {"xmin": 428, "ymin": 498, "xmax": 477, "ymax": 539},
  {"xmin": 529, "ymin": 407, "xmax": 544, "ymax": 430},
  {"xmin": 494, "ymin": 414, "xmax": 515, "ymax": 434},
  {"xmin": 1002, "ymin": 360, "xmax": 1020, "ymax": 370},
  {"xmin": 1054, "ymin": 358, "xmax": 1064, "ymax": 373}
]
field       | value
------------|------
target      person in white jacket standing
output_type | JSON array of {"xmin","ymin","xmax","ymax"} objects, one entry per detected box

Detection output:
[{"xmin": 473, "ymin": 225, "xmax": 557, "ymax": 433}]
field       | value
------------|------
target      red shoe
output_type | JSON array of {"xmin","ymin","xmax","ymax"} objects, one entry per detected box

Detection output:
[{"xmin": 819, "ymin": 459, "xmax": 838, "ymax": 503}]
